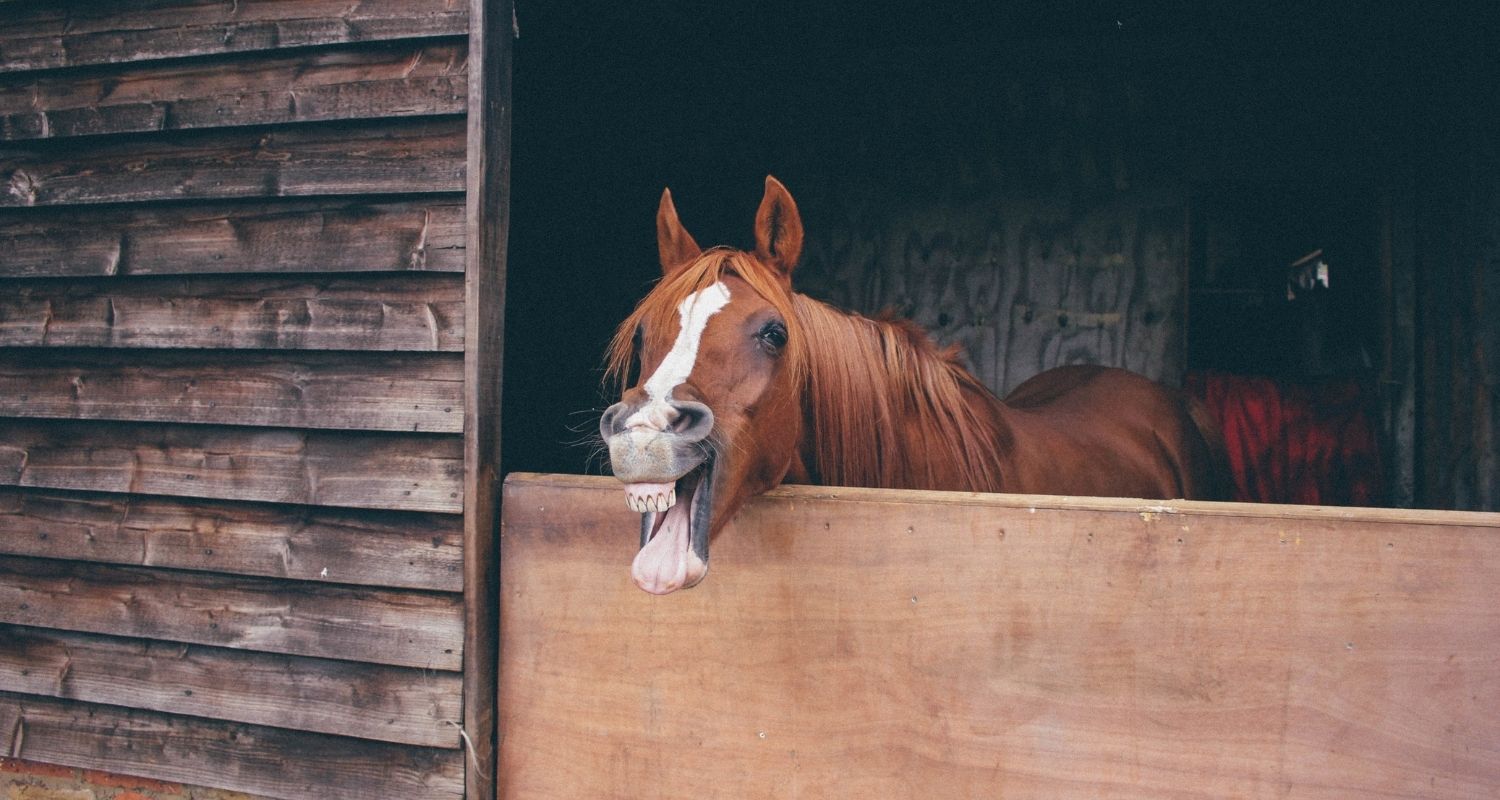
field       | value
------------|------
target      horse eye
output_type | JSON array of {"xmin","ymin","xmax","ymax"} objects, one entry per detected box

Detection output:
[
  {"xmin": 757, "ymin": 321, "xmax": 788, "ymax": 353},
  {"xmin": 633, "ymin": 324, "xmax": 644, "ymax": 352}
]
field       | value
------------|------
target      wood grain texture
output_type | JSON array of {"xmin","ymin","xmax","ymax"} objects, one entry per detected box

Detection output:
[
  {"xmin": 0, "ymin": 0, "xmax": 468, "ymax": 73},
  {"xmin": 499, "ymin": 473, "xmax": 1500, "ymax": 800},
  {"xmin": 0, "ymin": 274, "xmax": 463, "ymax": 350},
  {"xmin": 0, "ymin": 488, "xmax": 462, "ymax": 591},
  {"xmin": 0, "ymin": 625, "xmax": 461, "ymax": 748},
  {"xmin": 0, "ymin": 692, "xmax": 463, "ymax": 800},
  {"xmin": 799, "ymin": 189, "xmax": 1185, "ymax": 397},
  {"xmin": 0, "ymin": 199, "xmax": 465, "ymax": 278},
  {"xmin": 463, "ymin": 0, "xmax": 512, "ymax": 796},
  {"xmin": 0, "ymin": 350, "xmax": 464, "ymax": 433},
  {"xmin": 0, "ymin": 117, "xmax": 464, "ymax": 207},
  {"xmin": 0, "ymin": 556, "xmax": 462, "ymax": 670},
  {"xmin": 0, "ymin": 420, "xmax": 463, "ymax": 514},
  {"xmin": 1001, "ymin": 196, "xmax": 1185, "ymax": 393},
  {"xmin": 792, "ymin": 72, "xmax": 1186, "ymax": 396},
  {"xmin": 0, "ymin": 2, "xmax": 480, "ymax": 792},
  {"xmin": 1414, "ymin": 116, "xmax": 1499, "ymax": 511},
  {"xmin": 1380, "ymin": 188, "xmax": 1419, "ymax": 507},
  {"xmin": 0, "ymin": 42, "xmax": 467, "ymax": 140}
]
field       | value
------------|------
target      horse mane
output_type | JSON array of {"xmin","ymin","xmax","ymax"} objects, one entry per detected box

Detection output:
[
  {"xmin": 791, "ymin": 296, "xmax": 1010, "ymax": 492},
  {"xmin": 605, "ymin": 248, "xmax": 1008, "ymax": 492}
]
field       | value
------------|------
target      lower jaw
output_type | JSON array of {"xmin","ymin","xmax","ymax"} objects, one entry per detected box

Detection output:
[{"xmin": 632, "ymin": 459, "xmax": 714, "ymax": 593}]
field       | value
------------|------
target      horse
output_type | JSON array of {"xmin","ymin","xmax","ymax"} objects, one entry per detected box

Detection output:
[{"xmin": 601, "ymin": 176, "xmax": 1230, "ymax": 594}]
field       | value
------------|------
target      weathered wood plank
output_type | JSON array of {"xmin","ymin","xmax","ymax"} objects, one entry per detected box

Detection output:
[
  {"xmin": 0, "ymin": 556, "xmax": 462, "ymax": 670},
  {"xmin": 499, "ymin": 474, "xmax": 1500, "ymax": 800},
  {"xmin": 0, "ymin": 488, "xmax": 462, "ymax": 592},
  {"xmin": 0, "ymin": 350, "xmax": 464, "ymax": 433},
  {"xmin": 789, "ymin": 71, "xmax": 1187, "ymax": 397},
  {"xmin": 0, "ymin": 0, "xmax": 468, "ymax": 74},
  {"xmin": 0, "ymin": 274, "xmax": 463, "ymax": 350},
  {"xmin": 0, "ymin": 703, "xmax": 16, "ymax": 755},
  {"xmin": 999, "ymin": 197, "xmax": 1185, "ymax": 393},
  {"xmin": 0, "ymin": 625, "xmax": 461, "ymax": 748},
  {"xmin": 0, "ymin": 199, "xmax": 465, "ymax": 278},
  {"xmin": 0, "ymin": 420, "xmax": 463, "ymax": 514},
  {"xmin": 0, "ymin": 42, "xmax": 468, "ymax": 141},
  {"xmin": 0, "ymin": 692, "xmax": 463, "ymax": 800},
  {"xmin": 801, "ymin": 188, "xmax": 1185, "ymax": 397},
  {"xmin": 0, "ymin": 118, "xmax": 464, "ymax": 207},
  {"xmin": 462, "ymin": 0, "xmax": 512, "ymax": 795}
]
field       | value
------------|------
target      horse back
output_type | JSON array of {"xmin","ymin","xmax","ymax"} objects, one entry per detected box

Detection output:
[{"xmin": 1002, "ymin": 365, "xmax": 1230, "ymax": 501}]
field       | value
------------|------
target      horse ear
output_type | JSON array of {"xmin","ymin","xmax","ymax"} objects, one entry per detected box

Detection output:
[
  {"xmin": 754, "ymin": 175, "xmax": 804, "ymax": 278},
  {"xmin": 656, "ymin": 188, "xmax": 702, "ymax": 274}
]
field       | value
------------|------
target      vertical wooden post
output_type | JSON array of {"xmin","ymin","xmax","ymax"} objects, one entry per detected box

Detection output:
[
  {"xmin": 1380, "ymin": 181, "xmax": 1418, "ymax": 507},
  {"xmin": 1179, "ymin": 198, "xmax": 1193, "ymax": 383},
  {"xmin": 464, "ymin": 0, "xmax": 512, "ymax": 796}
]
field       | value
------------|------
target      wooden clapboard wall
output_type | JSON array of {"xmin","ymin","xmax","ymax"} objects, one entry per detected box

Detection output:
[{"xmin": 0, "ymin": 1, "xmax": 507, "ymax": 798}]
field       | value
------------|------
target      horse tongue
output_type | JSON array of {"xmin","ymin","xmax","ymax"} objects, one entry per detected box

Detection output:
[{"xmin": 631, "ymin": 499, "xmax": 694, "ymax": 594}]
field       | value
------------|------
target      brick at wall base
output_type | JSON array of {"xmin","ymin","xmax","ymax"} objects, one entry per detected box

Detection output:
[{"xmin": 1, "ymin": 758, "xmax": 268, "ymax": 800}]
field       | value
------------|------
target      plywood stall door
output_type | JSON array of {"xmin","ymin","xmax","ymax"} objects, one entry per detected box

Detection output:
[
  {"xmin": 501, "ymin": 475, "xmax": 1500, "ymax": 799},
  {"xmin": 0, "ymin": 2, "xmax": 503, "ymax": 798}
]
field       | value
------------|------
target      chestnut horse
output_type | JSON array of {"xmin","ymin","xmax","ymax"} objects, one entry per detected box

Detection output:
[{"xmin": 602, "ymin": 177, "xmax": 1228, "ymax": 594}]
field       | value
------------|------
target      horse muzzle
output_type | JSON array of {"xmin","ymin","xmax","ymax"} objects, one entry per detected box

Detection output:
[
  {"xmin": 605, "ymin": 429, "xmax": 710, "ymax": 485},
  {"xmin": 601, "ymin": 397, "xmax": 713, "ymax": 476},
  {"xmin": 601, "ymin": 399, "xmax": 717, "ymax": 594}
]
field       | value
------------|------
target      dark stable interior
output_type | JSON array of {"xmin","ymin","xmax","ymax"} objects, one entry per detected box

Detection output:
[{"xmin": 502, "ymin": 2, "xmax": 1493, "ymax": 508}]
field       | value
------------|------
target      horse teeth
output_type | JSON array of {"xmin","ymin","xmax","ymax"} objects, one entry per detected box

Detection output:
[{"xmin": 626, "ymin": 487, "xmax": 676, "ymax": 514}]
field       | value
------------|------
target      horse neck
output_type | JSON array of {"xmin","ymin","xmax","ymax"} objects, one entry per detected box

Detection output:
[{"xmin": 789, "ymin": 294, "xmax": 1014, "ymax": 492}]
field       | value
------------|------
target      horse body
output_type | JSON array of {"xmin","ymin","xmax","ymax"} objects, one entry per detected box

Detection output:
[
  {"xmin": 999, "ymin": 365, "xmax": 1226, "ymax": 499},
  {"xmin": 790, "ymin": 296, "xmax": 1225, "ymax": 501},
  {"xmin": 602, "ymin": 177, "xmax": 1228, "ymax": 594}
]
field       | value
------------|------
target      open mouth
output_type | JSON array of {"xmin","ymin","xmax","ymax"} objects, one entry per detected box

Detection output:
[{"xmin": 623, "ymin": 455, "xmax": 714, "ymax": 594}]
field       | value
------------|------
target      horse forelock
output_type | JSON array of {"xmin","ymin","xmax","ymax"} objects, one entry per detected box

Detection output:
[{"xmin": 605, "ymin": 248, "xmax": 806, "ymax": 392}]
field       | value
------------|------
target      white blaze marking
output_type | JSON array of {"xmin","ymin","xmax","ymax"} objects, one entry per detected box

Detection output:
[{"xmin": 627, "ymin": 281, "xmax": 731, "ymax": 428}]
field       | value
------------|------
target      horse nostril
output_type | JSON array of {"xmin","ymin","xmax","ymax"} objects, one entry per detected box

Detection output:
[
  {"xmin": 670, "ymin": 401, "xmax": 714, "ymax": 441},
  {"xmin": 600, "ymin": 402, "xmax": 629, "ymax": 438}
]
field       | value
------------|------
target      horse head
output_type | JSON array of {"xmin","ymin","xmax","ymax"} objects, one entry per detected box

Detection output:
[{"xmin": 601, "ymin": 176, "xmax": 808, "ymax": 594}]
